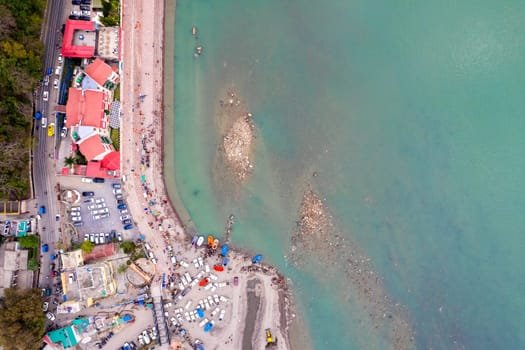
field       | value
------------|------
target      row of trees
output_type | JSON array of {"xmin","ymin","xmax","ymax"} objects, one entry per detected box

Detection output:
[
  {"xmin": 0, "ymin": 0, "xmax": 46, "ymax": 199},
  {"xmin": 0, "ymin": 288, "xmax": 45, "ymax": 350}
]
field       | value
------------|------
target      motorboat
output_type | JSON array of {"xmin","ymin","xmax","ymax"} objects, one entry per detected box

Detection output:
[
  {"xmin": 192, "ymin": 26, "xmax": 198, "ymax": 36},
  {"xmin": 207, "ymin": 235, "xmax": 214, "ymax": 247},
  {"xmin": 197, "ymin": 236, "xmax": 204, "ymax": 247},
  {"xmin": 212, "ymin": 238, "xmax": 219, "ymax": 250}
]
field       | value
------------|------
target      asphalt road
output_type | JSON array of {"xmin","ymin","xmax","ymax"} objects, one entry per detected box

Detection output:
[{"xmin": 34, "ymin": 0, "xmax": 65, "ymax": 294}]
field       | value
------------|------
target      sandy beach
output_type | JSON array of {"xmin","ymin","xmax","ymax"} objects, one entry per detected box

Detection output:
[{"xmin": 120, "ymin": 1, "xmax": 292, "ymax": 348}]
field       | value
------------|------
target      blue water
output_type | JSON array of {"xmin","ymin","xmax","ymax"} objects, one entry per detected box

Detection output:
[{"xmin": 167, "ymin": 1, "xmax": 525, "ymax": 349}]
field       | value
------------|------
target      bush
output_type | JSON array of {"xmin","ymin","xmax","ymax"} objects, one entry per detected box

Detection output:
[
  {"xmin": 18, "ymin": 235, "xmax": 38, "ymax": 248},
  {"xmin": 110, "ymin": 127, "xmax": 120, "ymax": 151},
  {"xmin": 81, "ymin": 240, "xmax": 95, "ymax": 253}
]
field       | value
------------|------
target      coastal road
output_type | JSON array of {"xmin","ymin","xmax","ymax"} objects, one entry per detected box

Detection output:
[{"xmin": 34, "ymin": 0, "xmax": 65, "ymax": 291}]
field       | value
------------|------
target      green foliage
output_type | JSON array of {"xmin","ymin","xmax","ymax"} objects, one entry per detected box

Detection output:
[
  {"xmin": 0, "ymin": 288, "xmax": 45, "ymax": 350},
  {"xmin": 110, "ymin": 127, "xmax": 120, "ymax": 151},
  {"xmin": 113, "ymin": 84, "xmax": 120, "ymax": 101},
  {"xmin": 64, "ymin": 156, "xmax": 75, "ymax": 167},
  {"xmin": 27, "ymin": 257, "xmax": 38, "ymax": 271},
  {"xmin": 17, "ymin": 234, "xmax": 38, "ymax": 248},
  {"xmin": 119, "ymin": 241, "xmax": 136, "ymax": 255},
  {"xmin": 0, "ymin": 0, "xmax": 45, "ymax": 200},
  {"xmin": 100, "ymin": 0, "xmax": 120, "ymax": 27},
  {"xmin": 81, "ymin": 240, "xmax": 95, "ymax": 253},
  {"xmin": 117, "ymin": 264, "xmax": 127, "ymax": 274},
  {"xmin": 74, "ymin": 151, "xmax": 87, "ymax": 165}
]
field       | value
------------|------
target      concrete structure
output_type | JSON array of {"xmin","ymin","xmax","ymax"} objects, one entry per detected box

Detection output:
[{"xmin": 0, "ymin": 241, "xmax": 32, "ymax": 296}]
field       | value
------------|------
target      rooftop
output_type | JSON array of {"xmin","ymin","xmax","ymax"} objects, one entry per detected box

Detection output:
[{"xmin": 61, "ymin": 20, "xmax": 97, "ymax": 58}]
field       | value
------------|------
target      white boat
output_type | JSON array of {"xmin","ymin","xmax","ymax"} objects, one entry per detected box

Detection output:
[{"xmin": 197, "ymin": 236, "xmax": 204, "ymax": 246}]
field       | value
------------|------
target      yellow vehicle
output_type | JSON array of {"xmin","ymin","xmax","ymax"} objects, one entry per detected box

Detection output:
[
  {"xmin": 265, "ymin": 328, "xmax": 273, "ymax": 344},
  {"xmin": 47, "ymin": 123, "xmax": 55, "ymax": 137}
]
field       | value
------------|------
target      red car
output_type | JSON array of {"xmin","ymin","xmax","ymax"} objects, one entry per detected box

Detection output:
[{"xmin": 51, "ymin": 271, "xmax": 58, "ymax": 277}]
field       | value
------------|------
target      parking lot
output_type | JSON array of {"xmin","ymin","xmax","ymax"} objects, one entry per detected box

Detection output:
[{"xmin": 57, "ymin": 176, "xmax": 140, "ymax": 245}]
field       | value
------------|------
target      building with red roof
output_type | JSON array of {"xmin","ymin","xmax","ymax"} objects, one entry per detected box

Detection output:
[
  {"xmin": 78, "ymin": 134, "xmax": 114, "ymax": 162},
  {"xmin": 61, "ymin": 20, "xmax": 97, "ymax": 58},
  {"xmin": 84, "ymin": 58, "xmax": 119, "ymax": 89},
  {"xmin": 65, "ymin": 88, "xmax": 109, "ymax": 128}
]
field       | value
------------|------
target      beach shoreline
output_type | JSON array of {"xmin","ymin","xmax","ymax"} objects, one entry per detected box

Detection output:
[{"xmin": 121, "ymin": 0, "xmax": 294, "ymax": 348}]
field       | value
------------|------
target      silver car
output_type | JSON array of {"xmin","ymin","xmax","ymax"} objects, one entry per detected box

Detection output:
[
  {"xmin": 119, "ymin": 215, "xmax": 130, "ymax": 221},
  {"xmin": 71, "ymin": 216, "xmax": 82, "ymax": 222}
]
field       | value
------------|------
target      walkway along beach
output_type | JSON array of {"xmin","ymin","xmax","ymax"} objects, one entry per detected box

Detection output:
[{"xmin": 120, "ymin": 0, "xmax": 293, "ymax": 348}]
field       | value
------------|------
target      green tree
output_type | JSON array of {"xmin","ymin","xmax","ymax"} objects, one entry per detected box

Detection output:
[
  {"xmin": 81, "ymin": 240, "xmax": 95, "ymax": 253},
  {"xmin": 117, "ymin": 264, "xmax": 128, "ymax": 274},
  {"xmin": 63, "ymin": 156, "xmax": 75, "ymax": 168},
  {"xmin": 0, "ymin": 288, "xmax": 45, "ymax": 350},
  {"xmin": 119, "ymin": 241, "xmax": 136, "ymax": 255},
  {"xmin": 17, "ymin": 235, "xmax": 38, "ymax": 248}
]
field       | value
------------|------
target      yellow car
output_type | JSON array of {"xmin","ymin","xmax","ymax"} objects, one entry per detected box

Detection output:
[{"xmin": 47, "ymin": 123, "xmax": 55, "ymax": 137}]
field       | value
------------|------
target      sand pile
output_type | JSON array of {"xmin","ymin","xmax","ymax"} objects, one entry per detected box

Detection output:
[
  {"xmin": 218, "ymin": 90, "xmax": 255, "ymax": 184},
  {"xmin": 222, "ymin": 113, "xmax": 255, "ymax": 182},
  {"xmin": 291, "ymin": 187, "xmax": 333, "ymax": 251}
]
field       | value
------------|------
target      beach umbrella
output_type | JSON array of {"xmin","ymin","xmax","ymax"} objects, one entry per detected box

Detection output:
[
  {"xmin": 204, "ymin": 322, "xmax": 214, "ymax": 332},
  {"xmin": 198, "ymin": 278, "xmax": 209, "ymax": 287},
  {"xmin": 221, "ymin": 244, "xmax": 229, "ymax": 257}
]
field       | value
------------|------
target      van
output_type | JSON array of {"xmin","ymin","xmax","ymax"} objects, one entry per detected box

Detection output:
[{"xmin": 41, "ymin": 117, "xmax": 47, "ymax": 128}]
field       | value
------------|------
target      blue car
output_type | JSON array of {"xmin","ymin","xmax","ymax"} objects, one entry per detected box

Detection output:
[
  {"xmin": 123, "ymin": 224, "xmax": 133, "ymax": 230},
  {"xmin": 47, "ymin": 67, "xmax": 52, "ymax": 75},
  {"xmin": 117, "ymin": 204, "xmax": 127, "ymax": 210},
  {"xmin": 42, "ymin": 244, "xmax": 49, "ymax": 253},
  {"xmin": 39, "ymin": 206, "xmax": 46, "ymax": 215},
  {"xmin": 35, "ymin": 111, "xmax": 42, "ymax": 120}
]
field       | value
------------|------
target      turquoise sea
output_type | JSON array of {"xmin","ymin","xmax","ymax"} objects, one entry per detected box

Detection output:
[{"xmin": 166, "ymin": 1, "xmax": 525, "ymax": 349}]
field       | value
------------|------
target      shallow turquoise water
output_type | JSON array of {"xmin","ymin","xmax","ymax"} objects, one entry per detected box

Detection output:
[{"xmin": 168, "ymin": 1, "xmax": 525, "ymax": 348}]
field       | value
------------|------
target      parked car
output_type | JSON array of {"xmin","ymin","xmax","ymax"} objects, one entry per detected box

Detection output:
[
  {"xmin": 42, "ymin": 244, "xmax": 49, "ymax": 253},
  {"xmin": 124, "ymin": 224, "xmax": 133, "ymax": 230},
  {"xmin": 93, "ymin": 177, "xmax": 105, "ymax": 183},
  {"xmin": 119, "ymin": 209, "xmax": 129, "ymax": 215},
  {"xmin": 73, "ymin": 221, "xmax": 84, "ymax": 227},
  {"xmin": 39, "ymin": 206, "xmax": 46, "ymax": 214},
  {"xmin": 119, "ymin": 215, "xmax": 130, "ymax": 221},
  {"xmin": 93, "ymin": 215, "xmax": 101, "ymax": 220},
  {"xmin": 100, "ymin": 213, "xmax": 110, "ymax": 219},
  {"xmin": 84, "ymin": 233, "xmax": 89, "ymax": 241},
  {"xmin": 117, "ymin": 199, "xmax": 125, "ymax": 205},
  {"xmin": 88, "ymin": 204, "xmax": 97, "ymax": 210},
  {"xmin": 82, "ymin": 191, "xmax": 94, "ymax": 197},
  {"xmin": 117, "ymin": 204, "xmax": 127, "ymax": 210},
  {"xmin": 53, "ymin": 79, "xmax": 59, "ymax": 89},
  {"xmin": 95, "ymin": 203, "xmax": 106, "ymax": 209},
  {"xmin": 122, "ymin": 219, "xmax": 132, "ymax": 225},
  {"xmin": 81, "ymin": 177, "xmax": 92, "ymax": 183},
  {"xmin": 95, "ymin": 198, "xmax": 105, "ymax": 204},
  {"xmin": 42, "ymin": 91, "xmax": 49, "ymax": 101},
  {"xmin": 46, "ymin": 312, "xmax": 55, "ymax": 321},
  {"xmin": 57, "ymin": 55, "xmax": 63, "ymax": 63},
  {"xmin": 84, "ymin": 198, "xmax": 94, "ymax": 203},
  {"xmin": 112, "ymin": 188, "xmax": 122, "ymax": 194},
  {"xmin": 115, "ymin": 194, "xmax": 123, "ymax": 200},
  {"xmin": 47, "ymin": 123, "xmax": 55, "ymax": 137},
  {"xmin": 112, "ymin": 183, "xmax": 121, "ymax": 189},
  {"xmin": 71, "ymin": 211, "xmax": 81, "ymax": 217},
  {"xmin": 71, "ymin": 206, "xmax": 81, "ymax": 211},
  {"xmin": 89, "ymin": 233, "xmax": 95, "ymax": 243},
  {"xmin": 55, "ymin": 214, "xmax": 60, "ymax": 221},
  {"xmin": 72, "ymin": 216, "xmax": 82, "ymax": 222},
  {"xmin": 117, "ymin": 232, "xmax": 123, "ymax": 241},
  {"xmin": 43, "ymin": 302, "xmax": 49, "ymax": 312}
]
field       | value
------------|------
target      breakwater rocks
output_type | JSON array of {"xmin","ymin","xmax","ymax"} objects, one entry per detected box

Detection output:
[
  {"xmin": 289, "ymin": 185, "xmax": 416, "ymax": 350},
  {"xmin": 219, "ymin": 90, "xmax": 255, "ymax": 184}
]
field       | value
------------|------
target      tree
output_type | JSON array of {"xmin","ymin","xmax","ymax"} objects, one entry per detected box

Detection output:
[
  {"xmin": 119, "ymin": 241, "xmax": 136, "ymax": 255},
  {"xmin": 81, "ymin": 240, "xmax": 95, "ymax": 253},
  {"xmin": 18, "ymin": 235, "xmax": 38, "ymax": 248},
  {"xmin": 0, "ymin": 288, "xmax": 45, "ymax": 350},
  {"xmin": 63, "ymin": 156, "xmax": 75, "ymax": 168},
  {"xmin": 117, "ymin": 264, "xmax": 127, "ymax": 274}
]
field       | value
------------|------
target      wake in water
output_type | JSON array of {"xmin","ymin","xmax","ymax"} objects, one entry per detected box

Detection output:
[{"xmin": 289, "ymin": 185, "xmax": 416, "ymax": 350}]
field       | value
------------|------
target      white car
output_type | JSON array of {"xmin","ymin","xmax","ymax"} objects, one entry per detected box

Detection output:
[
  {"xmin": 84, "ymin": 233, "xmax": 89, "ymax": 241},
  {"xmin": 89, "ymin": 233, "xmax": 95, "ymax": 242},
  {"xmin": 53, "ymin": 79, "xmax": 59, "ymax": 89},
  {"xmin": 95, "ymin": 203, "xmax": 106, "ymax": 209},
  {"xmin": 71, "ymin": 216, "xmax": 82, "ymax": 222},
  {"xmin": 57, "ymin": 55, "xmax": 63, "ymax": 63},
  {"xmin": 42, "ymin": 91, "xmax": 49, "ymax": 101},
  {"xmin": 119, "ymin": 215, "xmax": 130, "ymax": 221},
  {"xmin": 46, "ymin": 312, "xmax": 55, "ymax": 321},
  {"xmin": 81, "ymin": 177, "xmax": 92, "ymax": 183},
  {"xmin": 70, "ymin": 211, "xmax": 80, "ymax": 217},
  {"xmin": 142, "ymin": 331, "xmax": 150, "ymax": 344},
  {"xmin": 42, "ymin": 302, "xmax": 49, "ymax": 312},
  {"xmin": 71, "ymin": 206, "xmax": 81, "ymax": 211},
  {"xmin": 218, "ymin": 309, "xmax": 225, "ymax": 321},
  {"xmin": 117, "ymin": 232, "xmax": 122, "ymax": 242},
  {"xmin": 92, "ymin": 214, "xmax": 101, "ymax": 220},
  {"xmin": 112, "ymin": 188, "xmax": 122, "ymax": 194},
  {"xmin": 95, "ymin": 198, "xmax": 105, "ymax": 204},
  {"xmin": 88, "ymin": 204, "xmax": 97, "ymax": 210}
]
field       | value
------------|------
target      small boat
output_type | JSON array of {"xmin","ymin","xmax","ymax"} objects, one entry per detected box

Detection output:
[
  {"xmin": 197, "ymin": 236, "xmax": 204, "ymax": 247},
  {"xmin": 221, "ymin": 244, "xmax": 229, "ymax": 257},
  {"xmin": 207, "ymin": 235, "xmax": 214, "ymax": 247},
  {"xmin": 252, "ymin": 254, "xmax": 263, "ymax": 264},
  {"xmin": 191, "ymin": 236, "xmax": 198, "ymax": 246},
  {"xmin": 192, "ymin": 26, "xmax": 198, "ymax": 36},
  {"xmin": 194, "ymin": 45, "xmax": 203, "ymax": 58},
  {"xmin": 213, "ymin": 265, "xmax": 224, "ymax": 272},
  {"xmin": 212, "ymin": 238, "xmax": 219, "ymax": 250},
  {"xmin": 198, "ymin": 278, "xmax": 209, "ymax": 287}
]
